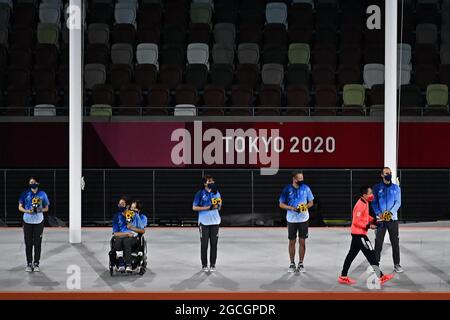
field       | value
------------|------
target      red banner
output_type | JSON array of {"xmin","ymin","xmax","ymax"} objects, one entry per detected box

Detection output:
[{"xmin": 1, "ymin": 121, "xmax": 450, "ymax": 168}]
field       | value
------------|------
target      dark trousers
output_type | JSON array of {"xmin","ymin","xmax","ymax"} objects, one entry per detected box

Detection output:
[
  {"xmin": 23, "ymin": 221, "xmax": 44, "ymax": 264},
  {"xmin": 375, "ymin": 220, "xmax": 400, "ymax": 265},
  {"xmin": 341, "ymin": 234, "xmax": 382, "ymax": 277},
  {"xmin": 114, "ymin": 237, "xmax": 140, "ymax": 265},
  {"xmin": 199, "ymin": 224, "xmax": 219, "ymax": 267}
]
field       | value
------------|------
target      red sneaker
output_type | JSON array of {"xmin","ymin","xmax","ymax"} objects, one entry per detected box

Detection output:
[
  {"xmin": 379, "ymin": 273, "xmax": 394, "ymax": 284},
  {"xmin": 338, "ymin": 276, "xmax": 356, "ymax": 285}
]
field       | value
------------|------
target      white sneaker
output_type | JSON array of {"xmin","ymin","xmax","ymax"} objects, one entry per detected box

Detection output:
[
  {"xmin": 297, "ymin": 263, "xmax": 306, "ymax": 273},
  {"xmin": 209, "ymin": 265, "xmax": 216, "ymax": 272},
  {"xmin": 33, "ymin": 263, "xmax": 40, "ymax": 272},
  {"xmin": 288, "ymin": 263, "xmax": 296, "ymax": 273},
  {"xmin": 25, "ymin": 264, "xmax": 33, "ymax": 272},
  {"xmin": 202, "ymin": 266, "xmax": 209, "ymax": 272},
  {"xmin": 126, "ymin": 265, "xmax": 133, "ymax": 273},
  {"xmin": 394, "ymin": 264, "xmax": 404, "ymax": 273}
]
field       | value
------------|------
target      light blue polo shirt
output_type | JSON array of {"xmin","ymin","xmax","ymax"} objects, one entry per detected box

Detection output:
[{"xmin": 19, "ymin": 189, "xmax": 50, "ymax": 224}]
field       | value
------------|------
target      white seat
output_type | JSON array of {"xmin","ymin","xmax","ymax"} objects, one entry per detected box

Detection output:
[
  {"xmin": 34, "ymin": 104, "xmax": 57, "ymax": 116},
  {"xmin": 174, "ymin": 104, "xmax": 197, "ymax": 116},
  {"xmin": 265, "ymin": 2, "xmax": 287, "ymax": 25},
  {"xmin": 114, "ymin": 3, "xmax": 137, "ymax": 25},
  {"xmin": 363, "ymin": 63, "xmax": 385, "ymax": 89},
  {"xmin": 136, "ymin": 43, "xmax": 158, "ymax": 67},
  {"xmin": 187, "ymin": 43, "xmax": 209, "ymax": 67}
]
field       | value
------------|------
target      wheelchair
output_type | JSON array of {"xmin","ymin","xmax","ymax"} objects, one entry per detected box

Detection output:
[{"xmin": 108, "ymin": 235, "xmax": 147, "ymax": 276}]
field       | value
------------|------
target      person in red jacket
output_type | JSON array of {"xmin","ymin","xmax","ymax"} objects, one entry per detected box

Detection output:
[{"xmin": 338, "ymin": 186, "xmax": 394, "ymax": 285}]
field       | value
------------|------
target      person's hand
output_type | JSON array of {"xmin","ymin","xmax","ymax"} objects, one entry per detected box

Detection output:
[
  {"xmin": 370, "ymin": 224, "xmax": 377, "ymax": 230},
  {"xmin": 126, "ymin": 232, "xmax": 134, "ymax": 237},
  {"xmin": 209, "ymin": 205, "xmax": 218, "ymax": 210},
  {"xmin": 27, "ymin": 209, "xmax": 34, "ymax": 214},
  {"xmin": 127, "ymin": 223, "xmax": 133, "ymax": 230}
]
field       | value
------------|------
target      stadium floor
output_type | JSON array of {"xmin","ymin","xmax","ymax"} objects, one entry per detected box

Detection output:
[{"xmin": 0, "ymin": 223, "xmax": 449, "ymax": 297}]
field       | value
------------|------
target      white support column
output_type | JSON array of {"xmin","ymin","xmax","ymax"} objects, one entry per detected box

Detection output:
[
  {"xmin": 69, "ymin": 0, "xmax": 83, "ymax": 243},
  {"xmin": 385, "ymin": 1, "xmax": 398, "ymax": 181}
]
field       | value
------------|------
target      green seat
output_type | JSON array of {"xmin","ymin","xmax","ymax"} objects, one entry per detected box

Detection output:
[
  {"xmin": 90, "ymin": 104, "xmax": 113, "ymax": 117},
  {"xmin": 426, "ymin": 84, "xmax": 449, "ymax": 115},
  {"xmin": 37, "ymin": 23, "xmax": 59, "ymax": 46},
  {"xmin": 190, "ymin": 3, "xmax": 212, "ymax": 24},
  {"xmin": 342, "ymin": 84, "xmax": 365, "ymax": 115},
  {"xmin": 288, "ymin": 43, "xmax": 310, "ymax": 65}
]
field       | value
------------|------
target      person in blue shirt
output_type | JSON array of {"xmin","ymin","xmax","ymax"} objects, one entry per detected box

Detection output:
[
  {"xmin": 18, "ymin": 177, "xmax": 50, "ymax": 273},
  {"xmin": 112, "ymin": 197, "xmax": 147, "ymax": 273},
  {"xmin": 371, "ymin": 167, "xmax": 403, "ymax": 273},
  {"xmin": 192, "ymin": 175, "xmax": 222, "ymax": 272},
  {"xmin": 279, "ymin": 171, "xmax": 314, "ymax": 273}
]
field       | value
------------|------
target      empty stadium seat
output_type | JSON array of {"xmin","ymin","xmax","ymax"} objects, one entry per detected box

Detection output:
[
  {"xmin": 174, "ymin": 104, "xmax": 197, "ymax": 116},
  {"xmin": 399, "ymin": 84, "xmax": 423, "ymax": 115},
  {"xmin": 119, "ymin": 84, "xmax": 143, "ymax": 115},
  {"xmin": 238, "ymin": 43, "xmax": 260, "ymax": 64},
  {"xmin": 414, "ymin": 64, "xmax": 438, "ymax": 90},
  {"xmin": 187, "ymin": 43, "xmax": 209, "ymax": 67},
  {"xmin": 286, "ymin": 64, "xmax": 310, "ymax": 86},
  {"xmin": 265, "ymin": 2, "xmax": 287, "ymax": 25},
  {"xmin": 288, "ymin": 43, "xmax": 310, "ymax": 65},
  {"xmin": 34, "ymin": 104, "xmax": 56, "ymax": 116},
  {"xmin": 84, "ymin": 64, "xmax": 107, "ymax": 90},
  {"xmin": 369, "ymin": 84, "xmax": 385, "ymax": 116},
  {"xmin": 314, "ymin": 85, "xmax": 337, "ymax": 116},
  {"xmin": 213, "ymin": 23, "xmax": 236, "ymax": 47},
  {"xmin": 257, "ymin": 85, "xmax": 281, "ymax": 116},
  {"xmin": 212, "ymin": 44, "xmax": 234, "ymax": 64},
  {"xmin": 425, "ymin": 84, "xmax": 449, "ymax": 115},
  {"xmin": 210, "ymin": 63, "xmax": 234, "ymax": 90},
  {"xmin": 261, "ymin": 63, "xmax": 284, "ymax": 86},
  {"xmin": 90, "ymin": 104, "xmax": 113, "ymax": 117},
  {"xmin": 145, "ymin": 84, "xmax": 170, "ymax": 115},
  {"xmin": 363, "ymin": 64, "xmax": 385, "ymax": 89},
  {"xmin": 186, "ymin": 63, "xmax": 208, "ymax": 90},
  {"xmin": 230, "ymin": 85, "xmax": 253, "ymax": 115},
  {"xmin": 190, "ymin": 3, "xmax": 212, "ymax": 25},
  {"xmin": 159, "ymin": 64, "xmax": 182, "ymax": 90},
  {"xmin": 342, "ymin": 84, "xmax": 366, "ymax": 116},
  {"xmin": 114, "ymin": 3, "xmax": 137, "ymax": 26},
  {"xmin": 88, "ymin": 23, "xmax": 110, "ymax": 45},
  {"xmin": 136, "ymin": 43, "xmax": 158, "ymax": 67},
  {"xmin": 111, "ymin": 43, "xmax": 134, "ymax": 65},
  {"xmin": 286, "ymin": 85, "xmax": 309, "ymax": 116}
]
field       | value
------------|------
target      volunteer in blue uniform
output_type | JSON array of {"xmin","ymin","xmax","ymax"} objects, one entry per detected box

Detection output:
[
  {"xmin": 372, "ymin": 167, "xmax": 403, "ymax": 273},
  {"xmin": 192, "ymin": 175, "xmax": 222, "ymax": 272},
  {"xmin": 18, "ymin": 177, "xmax": 50, "ymax": 272},
  {"xmin": 279, "ymin": 171, "xmax": 314, "ymax": 273},
  {"xmin": 112, "ymin": 197, "xmax": 147, "ymax": 273}
]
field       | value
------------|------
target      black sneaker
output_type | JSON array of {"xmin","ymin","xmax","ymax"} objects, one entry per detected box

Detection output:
[
  {"xmin": 288, "ymin": 263, "xmax": 296, "ymax": 273},
  {"xmin": 297, "ymin": 263, "xmax": 305, "ymax": 273}
]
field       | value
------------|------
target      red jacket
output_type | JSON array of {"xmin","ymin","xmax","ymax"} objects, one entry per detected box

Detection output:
[{"xmin": 351, "ymin": 198, "xmax": 375, "ymax": 235}]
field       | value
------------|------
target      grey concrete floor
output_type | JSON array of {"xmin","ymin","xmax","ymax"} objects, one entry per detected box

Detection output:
[{"xmin": 0, "ymin": 224, "xmax": 449, "ymax": 292}]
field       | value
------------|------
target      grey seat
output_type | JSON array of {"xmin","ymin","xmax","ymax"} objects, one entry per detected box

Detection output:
[
  {"xmin": 265, "ymin": 2, "xmax": 287, "ymax": 25},
  {"xmin": 39, "ymin": 2, "xmax": 62, "ymax": 26},
  {"xmin": 397, "ymin": 65, "xmax": 411, "ymax": 88},
  {"xmin": 187, "ymin": 43, "xmax": 209, "ymax": 67},
  {"xmin": 213, "ymin": 23, "xmax": 236, "ymax": 47},
  {"xmin": 114, "ymin": 3, "xmax": 137, "ymax": 26},
  {"xmin": 262, "ymin": 63, "xmax": 284, "ymax": 86},
  {"xmin": 292, "ymin": 0, "xmax": 314, "ymax": 8},
  {"xmin": 174, "ymin": 104, "xmax": 197, "ymax": 116},
  {"xmin": 111, "ymin": 43, "xmax": 134, "ymax": 65},
  {"xmin": 363, "ymin": 63, "xmax": 384, "ymax": 89},
  {"xmin": 237, "ymin": 43, "xmax": 260, "ymax": 64},
  {"xmin": 397, "ymin": 43, "xmax": 412, "ymax": 66},
  {"xmin": 136, "ymin": 43, "xmax": 158, "ymax": 67},
  {"xmin": 416, "ymin": 23, "xmax": 438, "ymax": 45},
  {"xmin": 34, "ymin": 104, "xmax": 57, "ymax": 116},
  {"xmin": 88, "ymin": 23, "xmax": 110, "ymax": 45},
  {"xmin": 84, "ymin": 64, "xmax": 107, "ymax": 90},
  {"xmin": 212, "ymin": 43, "xmax": 234, "ymax": 64}
]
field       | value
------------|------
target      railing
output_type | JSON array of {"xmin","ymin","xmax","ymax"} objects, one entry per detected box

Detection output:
[{"xmin": 1, "ymin": 168, "xmax": 449, "ymax": 226}]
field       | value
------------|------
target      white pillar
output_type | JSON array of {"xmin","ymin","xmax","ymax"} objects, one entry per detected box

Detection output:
[
  {"xmin": 385, "ymin": 1, "xmax": 398, "ymax": 181},
  {"xmin": 69, "ymin": 0, "xmax": 83, "ymax": 243}
]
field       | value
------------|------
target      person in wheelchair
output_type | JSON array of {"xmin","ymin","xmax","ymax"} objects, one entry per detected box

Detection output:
[{"xmin": 111, "ymin": 197, "xmax": 147, "ymax": 273}]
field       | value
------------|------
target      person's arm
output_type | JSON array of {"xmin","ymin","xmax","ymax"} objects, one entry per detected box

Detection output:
[
  {"xmin": 192, "ymin": 191, "xmax": 215, "ymax": 211},
  {"xmin": 352, "ymin": 202, "xmax": 370, "ymax": 230},
  {"xmin": 279, "ymin": 187, "xmax": 297, "ymax": 211},
  {"xmin": 390, "ymin": 186, "xmax": 402, "ymax": 213},
  {"xmin": 371, "ymin": 185, "xmax": 382, "ymax": 216},
  {"xmin": 40, "ymin": 193, "xmax": 50, "ymax": 213},
  {"xmin": 306, "ymin": 187, "xmax": 314, "ymax": 208},
  {"xmin": 127, "ymin": 214, "xmax": 147, "ymax": 234},
  {"xmin": 114, "ymin": 232, "xmax": 133, "ymax": 238},
  {"xmin": 18, "ymin": 202, "xmax": 33, "ymax": 213},
  {"xmin": 112, "ymin": 214, "xmax": 133, "ymax": 238}
]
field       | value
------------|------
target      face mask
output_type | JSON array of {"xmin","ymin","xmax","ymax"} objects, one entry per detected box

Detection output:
[
  {"xmin": 30, "ymin": 184, "xmax": 39, "ymax": 189},
  {"xmin": 118, "ymin": 205, "xmax": 126, "ymax": 212},
  {"xmin": 207, "ymin": 183, "xmax": 215, "ymax": 189},
  {"xmin": 296, "ymin": 180, "xmax": 303, "ymax": 186},
  {"xmin": 367, "ymin": 194, "xmax": 374, "ymax": 202},
  {"xmin": 384, "ymin": 174, "xmax": 392, "ymax": 182}
]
